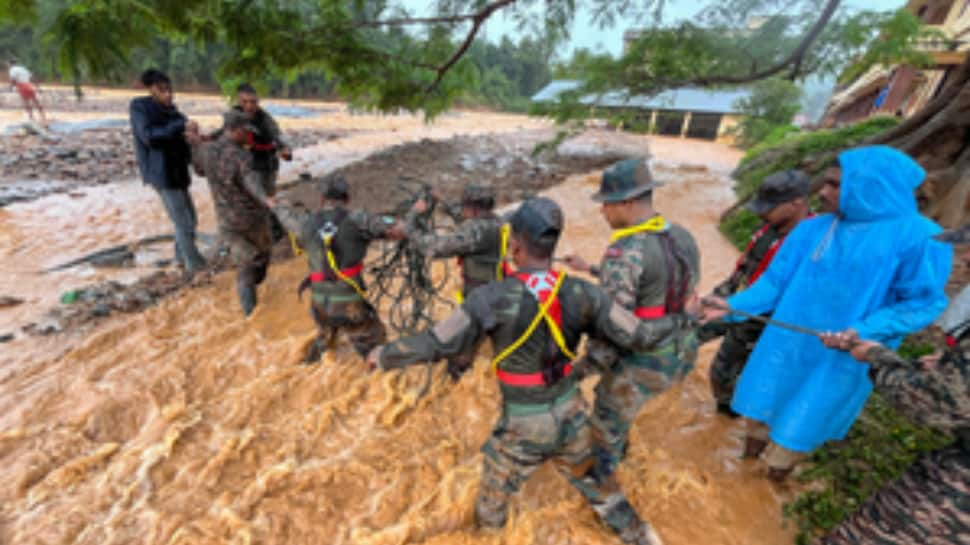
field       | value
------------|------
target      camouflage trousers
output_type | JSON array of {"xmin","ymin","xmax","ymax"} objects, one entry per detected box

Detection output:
[
  {"xmin": 309, "ymin": 290, "xmax": 386, "ymax": 359},
  {"xmin": 590, "ymin": 332, "xmax": 698, "ymax": 478},
  {"xmin": 708, "ymin": 319, "xmax": 765, "ymax": 408},
  {"xmin": 221, "ymin": 221, "xmax": 273, "ymax": 315},
  {"xmin": 251, "ymin": 170, "xmax": 287, "ymax": 243},
  {"xmin": 819, "ymin": 445, "xmax": 970, "ymax": 545},
  {"xmin": 479, "ymin": 388, "xmax": 661, "ymax": 545}
]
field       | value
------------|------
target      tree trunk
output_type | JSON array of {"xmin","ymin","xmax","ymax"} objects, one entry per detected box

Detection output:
[{"xmin": 866, "ymin": 58, "xmax": 970, "ymax": 228}]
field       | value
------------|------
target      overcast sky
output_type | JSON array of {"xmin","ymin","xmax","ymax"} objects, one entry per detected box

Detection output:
[{"xmin": 408, "ymin": 0, "xmax": 911, "ymax": 57}]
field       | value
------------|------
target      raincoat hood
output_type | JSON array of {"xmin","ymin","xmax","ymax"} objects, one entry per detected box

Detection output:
[{"xmin": 838, "ymin": 146, "xmax": 924, "ymax": 222}]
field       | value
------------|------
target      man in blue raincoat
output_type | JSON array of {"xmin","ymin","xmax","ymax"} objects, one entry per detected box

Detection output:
[{"xmin": 702, "ymin": 146, "xmax": 952, "ymax": 481}]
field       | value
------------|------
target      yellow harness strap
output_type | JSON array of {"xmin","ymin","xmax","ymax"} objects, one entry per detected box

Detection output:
[
  {"xmin": 288, "ymin": 231, "xmax": 305, "ymax": 257},
  {"xmin": 323, "ymin": 236, "xmax": 368, "ymax": 300},
  {"xmin": 497, "ymin": 224, "xmax": 510, "ymax": 280},
  {"xmin": 609, "ymin": 215, "xmax": 667, "ymax": 244},
  {"xmin": 490, "ymin": 272, "xmax": 576, "ymax": 373},
  {"xmin": 455, "ymin": 223, "xmax": 511, "ymax": 305}
]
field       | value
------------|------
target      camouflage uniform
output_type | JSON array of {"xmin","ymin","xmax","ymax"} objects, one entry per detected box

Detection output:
[
  {"xmin": 405, "ymin": 184, "xmax": 505, "ymax": 378},
  {"xmin": 211, "ymin": 106, "xmax": 289, "ymax": 196},
  {"xmin": 700, "ymin": 169, "xmax": 811, "ymax": 415},
  {"xmin": 699, "ymin": 225, "xmax": 783, "ymax": 412},
  {"xmin": 819, "ymin": 328, "xmax": 970, "ymax": 544},
  {"xmin": 583, "ymin": 159, "xmax": 701, "ymax": 479},
  {"xmin": 375, "ymin": 198, "xmax": 683, "ymax": 545},
  {"xmin": 193, "ymin": 128, "xmax": 273, "ymax": 316},
  {"xmin": 274, "ymin": 181, "xmax": 398, "ymax": 360}
]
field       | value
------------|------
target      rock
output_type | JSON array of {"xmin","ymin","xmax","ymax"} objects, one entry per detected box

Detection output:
[
  {"xmin": 0, "ymin": 295, "xmax": 25, "ymax": 308},
  {"xmin": 91, "ymin": 304, "xmax": 111, "ymax": 317}
]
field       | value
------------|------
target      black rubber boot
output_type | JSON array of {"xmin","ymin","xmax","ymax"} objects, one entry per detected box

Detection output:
[
  {"xmin": 304, "ymin": 329, "xmax": 337, "ymax": 365},
  {"xmin": 743, "ymin": 437, "xmax": 768, "ymax": 459},
  {"xmin": 237, "ymin": 281, "xmax": 257, "ymax": 317},
  {"xmin": 716, "ymin": 402, "xmax": 741, "ymax": 419}
]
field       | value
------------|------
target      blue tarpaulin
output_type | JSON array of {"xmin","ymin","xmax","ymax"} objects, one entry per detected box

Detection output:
[{"xmin": 727, "ymin": 146, "xmax": 952, "ymax": 453}]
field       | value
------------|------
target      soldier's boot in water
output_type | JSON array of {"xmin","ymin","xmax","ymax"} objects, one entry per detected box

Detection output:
[
  {"xmin": 304, "ymin": 329, "xmax": 338, "ymax": 365},
  {"xmin": 743, "ymin": 436, "xmax": 768, "ymax": 459},
  {"xmin": 619, "ymin": 521, "xmax": 664, "ymax": 545},
  {"xmin": 767, "ymin": 466, "xmax": 795, "ymax": 483},
  {"xmin": 237, "ymin": 281, "xmax": 258, "ymax": 317}
]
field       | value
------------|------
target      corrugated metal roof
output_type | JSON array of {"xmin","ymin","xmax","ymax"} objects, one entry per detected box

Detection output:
[{"xmin": 531, "ymin": 80, "xmax": 751, "ymax": 114}]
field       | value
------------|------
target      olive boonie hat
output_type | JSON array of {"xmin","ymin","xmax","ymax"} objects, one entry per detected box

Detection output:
[
  {"xmin": 222, "ymin": 110, "xmax": 257, "ymax": 132},
  {"xmin": 592, "ymin": 158, "xmax": 661, "ymax": 203},
  {"xmin": 462, "ymin": 183, "xmax": 495, "ymax": 208},
  {"xmin": 319, "ymin": 175, "xmax": 349, "ymax": 200},
  {"xmin": 747, "ymin": 169, "xmax": 811, "ymax": 215},
  {"xmin": 934, "ymin": 222, "xmax": 970, "ymax": 244},
  {"xmin": 509, "ymin": 197, "xmax": 563, "ymax": 243}
]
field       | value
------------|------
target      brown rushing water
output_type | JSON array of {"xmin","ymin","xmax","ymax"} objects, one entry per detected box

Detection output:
[{"xmin": 0, "ymin": 100, "xmax": 796, "ymax": 545}]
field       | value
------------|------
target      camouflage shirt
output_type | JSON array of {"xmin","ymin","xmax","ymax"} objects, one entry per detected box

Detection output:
[
  {"xmin": 714, "ymin": 224, "xmax": 785, "ymax": 297},
  {"xmin": 194, "ymin": 137, "xmax": 270, "ymax": 232},
  {"xmin": 406, "ymin": 211, "xmax": 504, "ymax": 293},
  {"xmin": 209, "ymin": 107, "xmax": 289, "ymax": 172},
  {"xmin": 378, "ymin": 270, "xmax": 690, "ymax": 405},
  {"xmin": 867, "ymin": 328, "xmax": 970, "ymax": 441},
  {"xmin": 275, "ymin": 202, "xmax": 397, "ymax": 298}
]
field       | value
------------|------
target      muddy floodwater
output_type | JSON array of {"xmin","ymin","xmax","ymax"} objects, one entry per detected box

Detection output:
[{"xmin": 0, "ymin": 90, "xmax": 796, "ymax": 545}]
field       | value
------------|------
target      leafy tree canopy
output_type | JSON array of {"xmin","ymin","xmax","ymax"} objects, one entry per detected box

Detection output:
[{"xmin": 0, "ymin": 0, "xmax": 938, "ymax": 118}]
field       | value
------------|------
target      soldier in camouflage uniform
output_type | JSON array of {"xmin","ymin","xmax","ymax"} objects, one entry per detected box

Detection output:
[
  {"xmin": 191, "ymin": 110, "xmax": 274, "ymax": 316},
  {"xmin": 563, "ymin": 158, "xmax": 700, "ymax": 479},
  {"xmin": 699, "ymin": 170, "xmax": 811, "ymax": 418},
  {"xmin": 819, "ymin": 223, "xmax": 970, "ymax": 545},
  {"xmin": 208, "ymin": 83, "xmax": 292, "ymax": 241},
  {"xmin": 271, "ymin": 175, "xmax": 405, "ymax": 363},
  {"xmin": 368, "ymin": 197, "xmax": 700, "ymax": 545},
  {"xmin": 403, "ymin": 183, "xmax": 507, "ymax": 379}
]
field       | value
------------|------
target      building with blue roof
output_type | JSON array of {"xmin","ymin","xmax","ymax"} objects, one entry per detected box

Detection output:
[{"xmin": 531, "ymin": 79, "xmax": 751, "ymax": 142}]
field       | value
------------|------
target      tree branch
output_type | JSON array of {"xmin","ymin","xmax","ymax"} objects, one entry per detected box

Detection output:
[
  {"xmin": 356, "ymin": 13, "xmax": 481, "ymax": 28},
  {"xmin": 425, "ymin": 0, "xmax": 518, "ymax": 92},
  {"xmin": 677, "ymin": 0, "xmax": 842, "ymax": 87}
]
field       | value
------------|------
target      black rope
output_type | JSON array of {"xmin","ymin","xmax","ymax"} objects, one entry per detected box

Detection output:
[{"xmin": 365, "ymin": 179, "xmax": 457, "ymax": 335}]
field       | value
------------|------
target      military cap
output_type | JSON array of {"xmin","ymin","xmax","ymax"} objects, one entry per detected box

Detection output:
[
  {"xmin": 592, "ymin": 158, "xmax": 661, "ymax": 203},
  {"xmin": 319, "ymin": 175, "xmax": 349, "ymax": 200},
  {"xmin": 222, "ymin": 109, "xmax": 257, "ymax": 132},
  {"xmin": 509, "ymin": 197, "xmax": 563, "ymax": 243},
  {"xmin": 462, "ymin": 183, "xmax": 495, "ymax": 208},
  {"xmin": 747, "ymin": 170, "xmax": 811, "ymax": 215},
  {"xmin": 934, "ymin": 222, "xmax": 970, "ymax": 244}
]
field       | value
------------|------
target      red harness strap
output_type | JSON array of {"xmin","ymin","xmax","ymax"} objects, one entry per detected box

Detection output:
[
  {"xmin": 634, "ymin": 306, "xmax": 666, "ymax": 319},
  {"xmin": 246, "ymin": 131, "xmax": 276, "ymax": 152},
  {"xmin": 495, "ymin": 271, "xmax": 574, "ymax": 387},
  {"xmin": 308, "ymin": 262, "xmax": 364, "ymax": 282},
  {"xmin": 497, "ymin": 363, "xmax": 573, "ymax": 387}
]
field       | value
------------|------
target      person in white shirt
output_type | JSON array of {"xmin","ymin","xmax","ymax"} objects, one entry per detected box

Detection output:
[{"xmin": 7, "ymin": 58, "xmax": 47, "ymax": 124}]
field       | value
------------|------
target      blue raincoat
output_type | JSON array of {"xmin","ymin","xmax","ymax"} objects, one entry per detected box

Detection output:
[{"xmin": 728, "ymin": 146, "xmax": 952, "ymax": 453}]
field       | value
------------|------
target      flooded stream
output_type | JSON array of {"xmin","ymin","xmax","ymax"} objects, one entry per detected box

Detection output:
[{"xmin": 0, "ymin": 95, "xmax": 797, "ymax": 545}]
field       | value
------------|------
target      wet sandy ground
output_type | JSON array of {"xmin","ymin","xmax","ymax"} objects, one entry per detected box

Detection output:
[{"xmin": 0, "ymin": 95, "xmax": 798, "ymax": 545}]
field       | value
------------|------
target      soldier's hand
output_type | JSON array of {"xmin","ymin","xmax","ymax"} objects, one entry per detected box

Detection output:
[
  {"xmin": 265, "ymin": 197, "xmax": 278, "ymax": 209},
  {"xmin": 919, "ymin": 350, "xmax": 943, "ymax": 369},
  {"xmin": 820, "ymin": 329, "xmax": 860, "ymax": 352},
  {"xmin": 849, "ymin": 340, "xmax": 881, "ymax": 362},
  {"xmin": 366, "ymin": 346, "xmax": 383, "ymax": 371},
  {"xmin": 699, "ymin": 295, "xmax": 729, "ymax": 324},
  {"xmin": 411, "ymin": 198, "xmax": 429, "ymax": 214},
  {"xmin": 386, "ymin": 221, "xmax": 407, "ymax": 241},
  {"xmin": 684, "ymin": 293, "xmax": 701, "ymax": 317},
  {"xmin": 562, "ymin": 254, "xmax": 591, "ymax": 273},
  {"xmin": 279, "ymin": 147, "xmax": 293, "ymax": 161}
]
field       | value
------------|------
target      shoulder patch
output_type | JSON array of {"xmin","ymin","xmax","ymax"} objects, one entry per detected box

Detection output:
[{"xmin": 605, "ymin": 247, "xmax": 623, "ymax": 259}]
